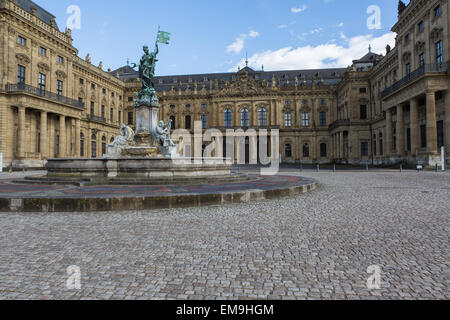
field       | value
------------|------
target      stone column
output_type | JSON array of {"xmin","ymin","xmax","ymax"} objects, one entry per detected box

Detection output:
[
  {"xmin": 59, "ymin": 115, "xmax": 66, "ymax": 158},
  {"xmin": 385, "ymin": 109, "xmax": 392, "ymax": 156},
  {"xmin": 75, "ymin": 118, "xmax": 81, "ymax": 157},
  {"xmin": 410, "ymin": 98, "xmax": 419, "ymax": 156},
  {"xmin": 397, "ymin": 105, "xmax": 405, "ymax": 156},
  {"xmin": 426, "ymin": 91, "xmax": 438, "ymax": 153},
  {"xmin": 17, "ymin": 106, "xmax": 26, "ymax": 158},
  {"xmin": 339, "ymin": 131, "xmax": 344, "ymax": 159},
  {"xmin": 40, "ymin": 111, "xmax": 48, "ymax": 158}
]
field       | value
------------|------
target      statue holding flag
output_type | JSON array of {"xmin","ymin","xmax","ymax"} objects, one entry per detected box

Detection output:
[{"xmin": 130, "ymin": 27, "xmax": 171, "ymax": 107}]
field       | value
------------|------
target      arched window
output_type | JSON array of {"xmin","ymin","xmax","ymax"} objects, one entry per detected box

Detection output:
[
  {"xmin": 91, "ymin": 134, "xmax": 97, "ymax": 158},
  {"xmin": 170, "ymin": 116, "xmax": 176, "ymax": 129},
  {"xmin": 284, "ymin": 113, "xmax": 292, "ymax": 127},
  {"xmin": 240, "ymin": 108, "xmax": 249, "ymax": 127},
  {"xmin": 224, "ymin": 109, "xmax": 232, "ymax": 128},
  {"xmin": 80, "ymin": 132, "xmax": 85, "ymax": 157},
  {"xmin": 320, "ymin": 143, "xmax": 327, "ymax": 157},
  {"xmin": 185, "ymin": 104, "xmax": 191, "ymax": 109},
  {"xmin": 258, "ymin": 108, "xmax": 267, "ymax": 126},
  {"xmin": 303, "ymin": 143, "xmax": 310, "ymax": 157},
  {"xmin": 102, "ymin": 136, "xmax": 107, "ymax": 156},
  {"xmin": 185, "ymin": 115, "xmax": 191, "ymax": 129},
  {"xmin": 285, "ymin": 143, "xmax": 292, "ymax": 158}
]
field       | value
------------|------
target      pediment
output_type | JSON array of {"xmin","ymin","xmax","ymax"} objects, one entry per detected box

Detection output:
[{"xmin": 215, "ymin": 72, "xmax": 264, "ymax": 97}]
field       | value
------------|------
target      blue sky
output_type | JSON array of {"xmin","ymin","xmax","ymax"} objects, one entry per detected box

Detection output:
[{"xmin": 35, "ymin": 0, "xmax": 402, "ymax": 75}]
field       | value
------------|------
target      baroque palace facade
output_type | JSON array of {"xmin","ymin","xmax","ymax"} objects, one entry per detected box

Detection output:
[{"xmin": 0, "ymin": 0, "xmax": 449, "ymax": 169}]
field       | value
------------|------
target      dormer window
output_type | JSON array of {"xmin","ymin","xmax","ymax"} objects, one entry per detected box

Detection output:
[
  {"xmin": 188, "ymin": 78, "xmax": 193, "ymax": 83},
  {"xmin": 173, "ymin": 78, "xmax": 177, "ymax": 84}
]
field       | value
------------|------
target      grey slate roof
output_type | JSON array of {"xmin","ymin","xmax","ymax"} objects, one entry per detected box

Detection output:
[
  {"xmin": 110, "ymin": 65, "xmax": 346, "ymax": 91},
  {"xmin": 15, "ymin": 0, "xmax": 57, "ymax": 27},
  {"xmin": 353, "ymin": 52, "xmax": 383, "ymax": 64}
]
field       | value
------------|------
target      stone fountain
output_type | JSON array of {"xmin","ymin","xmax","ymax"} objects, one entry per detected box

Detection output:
[{"xmin": 42, "ymin": 30, "xmax": 234, "ymax": 185}]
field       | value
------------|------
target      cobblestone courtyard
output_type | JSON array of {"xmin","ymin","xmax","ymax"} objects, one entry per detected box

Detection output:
[{"xmin": 0, "ymin": 169, "xmax": 448, "ymax": 300}]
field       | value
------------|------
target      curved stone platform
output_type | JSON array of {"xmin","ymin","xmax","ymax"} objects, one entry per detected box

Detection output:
[{"xmin": 0, "ymin": 175, "xmax": 317, "ymax": 213}]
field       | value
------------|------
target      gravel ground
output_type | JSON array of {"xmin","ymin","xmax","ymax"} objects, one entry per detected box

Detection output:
[{"xmin": 0, "ymin": 169, "xmax": 448, "ymax": 300}]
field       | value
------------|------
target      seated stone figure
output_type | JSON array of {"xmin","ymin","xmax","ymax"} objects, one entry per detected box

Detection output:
[
  {"xmin": 109, "ymin": 123, "xmax": 135, "ymax": 148},
  {"xmin": 155, "ymin": 120, "xmax": 176, "ymax": 147}
]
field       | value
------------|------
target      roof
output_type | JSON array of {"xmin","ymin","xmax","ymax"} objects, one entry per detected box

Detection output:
[
  {"xmin": 111, "ymin": 65, "xmax": 346, "ymax": 91},
  {"xmin": 353, "ymin": 51, "xmax": 383, "ymax": 64},
  {"xmin": 15, "ymin": 0, "xmax": 57, "ymax": 27}
]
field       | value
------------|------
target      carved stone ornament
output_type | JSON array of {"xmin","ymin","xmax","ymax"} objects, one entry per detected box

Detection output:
[
  {"xmin": 16, "ymin": 53, "xmax": 30, "ymax": 64},
  {"xmin": 430, "ymin": 27, "xmax": 443, "ymax": 41},
  {"xmin": 37, "ymin": 62, "xmax": 50, "ymax": 72},
  {"xmin": 402, "ymin": 52, "xmax": 411, "ymax": 63},
  {"xmin": 415, "ymin": 41, "xmax": 426, "ymax": 53},
  {"xmin": 215, "ymin": 71, "xmax": 264, "ymax": 97},
  {"xmin": 55, "ymin": 70, "xmax": 67, "ymax": 79}
]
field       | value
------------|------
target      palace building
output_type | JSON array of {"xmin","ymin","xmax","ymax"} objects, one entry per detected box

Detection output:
[{"xmin": 0, "ymin": 0, "xmax": 449, "ymax": 168}]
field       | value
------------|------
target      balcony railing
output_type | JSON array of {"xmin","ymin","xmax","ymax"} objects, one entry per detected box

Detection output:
[
  {"xmin": 381, "ymin": 62, "xmax": 449, "ymax": 98},
  {"xmin": 87, "ymin": 114, "xmax": 107, "ymax": 123},
  {"xmin": 5, "ymin": 83, "xmax": 85, "ymax": 109}
]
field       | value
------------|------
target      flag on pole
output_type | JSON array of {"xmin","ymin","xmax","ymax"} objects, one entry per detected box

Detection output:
[{"xmin": 157, "ymin": 30, "xmax": 171, "ymax": 44}]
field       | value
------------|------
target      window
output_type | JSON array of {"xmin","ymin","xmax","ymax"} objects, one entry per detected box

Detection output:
[
  {"xmin": 302, "ymin": 143, "xmax": 310, "ymax": 157},
  {"xmin": 285, "ymin": 144, "xmax": 292, "ymax": 158},
  {"xmin": 170, "ymin": 104, "xmax": 176, "ymax": 109},
  {"xmin": 91, "ymin": 134, "xmax": 97, "ymax": 158},
  {"xmin": 185, "ymin": 104, "xmax": 191, "ymax": 109},
  {"xmin": 38, "ymin": 73, "xmax": 46, "ymax": 94},
  {"xmin": 419, "ymin": 53, "xmax": 425, "ymax": 66},
  {"xmin": 301, "ymin": 112, "xmax": 309, "ymax": 127},
  {"xmin": 17, "ymin": 65, "xmax": 25, "ymax": 84},
  {"xmin": 285, "ymin": 100, "xmax": 291, "ymax": 106},
  {"xmin": 284, "ymin": 113, "xmax": 292, "ymax": 127},
  {"xmin": 17, "ymin": 35, "xmax": 26, "ymax": 46},
  {"xmin": 118, "ymin": 111, "xmax": 122, "ymax": 123},
  {"xmin": 360, "ymin": 105, "xmax": 367, "ymax": 120},
  {"xmin": 110, "ymin": 108, "xmax": 114, "ymax": 122},
  {"xmin": 127, "ymin": 112, "xmax": 133, "ymax": 125},
  {"xmin": 201, "ymin": 104, "xmax": 207, "ymax": 109},
  {"xmin": 320, "ymin": 99, "xmax": 327, "ymax": 105},
  {"xmin": 258, "ymin": 108, "xmax": 267, "ymax": 126},
  {"xmin": 436, "ymin": 41, "xmax": 443, "ymax": 64},
  {"xmin": 91, "ymin": 83, "xmax": 95, "ymax": 90},
  {"xmin": 78, "ymin": 97, "xmax": 83, "ymax": 104},
  {"xmin": 320, "ymin": 143, "xmax": 327, "ymax": 157},
  {"xmin": 418, "ymin": 21, "xmax": 424, "ymax": 32},
  {"xmin": 407, "ymin": 128, "xmax": 411, "ymax": 151},
  {"xmin": 201, "ymin": 114, "xmax": 207, "ymax": 129},
  {"xmin": 90, "ymin": 101, "xmax": 95, "ymax": 115},
  {"xmin": 111, "ymin": 92, "xmax": 115, "ymax": 98},
  {"xmin": 185, "ymin": 115, "xmax": 191, "ymax": 129},
  {"xmin": 39, "ymin": 47, "xmax": 47, "ymax": 56},
  {"xmin": 406, "ymin": 63, "xmax": 411, "ymax": 75},
  {"xmin": 128, "ymin": 97, "xmax": 134, "ymax": 102},
  {"xmin": 420, "ymin": 125, "xmax": 427, "ymax": 148},
  {"xmin": 80, "ymin": 133, "xmax": 85, "ymax": 157},
  {"xmin": 57, "ymin": 56, "xmax": 64, "ymax": 64},
  {"xmin": 302, "ymin": 99, "xmax": 308, "ymax": 105},
  {"xmin": 393, "ymin": 127, "xmax": 397, "ymax": 151},
  {"xmin": 361, "ymin": 142, "xmax": 369, "ymax": 156},
  {"xmin": 170, "ymin": 116, "xmax": 176, "ymax": 129},
  {"xmin": 57, "ymin": 80, "xmax": 63, "ymax": 96},
  {"xmin": 79, "ymin": 78, "xmax": 84, "ymax": 85},
  {"xmin": 359, "ymin": 88, "xmax": 367, "ymax": 94},
  {"xmin": 102, "ymin": 88, "xmax": 106, "ymax": 94},
  {"xmin": 102, "ymin": 136, "xmax": 107, "ymax": 156},
  {"xmin": 319, "ymin": 112, "xmax": 327, "ymax": 126},
  {"xmin": 224, "ymin": 109, "xmax": 232, "ymax": 128},
  {"xmin": 240, "ymin": 108, "xmax": 249, "ymax": 127},
  {"xmin": 434, "ymin": 5, "xmax": 441, "ymax": 17},
  {"xmin": 101, "ymin": 105, "xmax": 105, "ymax": 119},
  {"xmin": 405, "ymin": 34, "xmax": 410, "ymax": 44}
]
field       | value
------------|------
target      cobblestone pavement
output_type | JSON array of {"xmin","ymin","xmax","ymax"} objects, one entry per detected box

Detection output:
[{"xmin": 0, "ymin": 170, "xmax": 448, "ymax": 300}]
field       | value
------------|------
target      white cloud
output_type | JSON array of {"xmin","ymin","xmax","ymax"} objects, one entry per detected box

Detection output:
[
  {"xmin": 249, "ymin": 30, "xmax": 259, "ymax": 38},
  {"xmin": 279, "ymin": 24, "xmax": 288, "ymax": 29},
  {"xmin": 226, "ymin": 30, "xmax": 259, "ymax": 54},
  {"xmin": 291, "ymin": 5, "xmax": 307, "ymax": 13},
  {"xmin": 229, "ymin": 32, "xmax": 396, "ymax": 71},
  {"xmin": 337, "ymin": 22, "xmax": 344, "ymax": 27}
]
